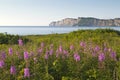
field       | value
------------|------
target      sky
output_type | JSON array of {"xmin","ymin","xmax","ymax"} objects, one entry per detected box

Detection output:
[{"xmin": 0, "ymin": 0, "xmax": 120, "ymax": 26}]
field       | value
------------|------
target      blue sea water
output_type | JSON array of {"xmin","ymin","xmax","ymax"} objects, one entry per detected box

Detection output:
[{"xmin": 0, "ymin": 26, "xmax": 120, "ymax": 35}]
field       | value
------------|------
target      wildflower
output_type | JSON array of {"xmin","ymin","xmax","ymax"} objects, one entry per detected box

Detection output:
[
  {"xmin": 49, "ymin": 49, "xmax": 53, "ymax": 55},
  {"xmin": 45, "ymin": 51, "xmax": 49, "ymax": 59},
  {"xmin": 30, "ymin": 52, "xmax": 34, "ymax": 57},
  {"xmin": 94, "ymin": 46, "xmax": 100, "ymax": 51},
  {"xmin": 1, "ymin": 52, "xmax": 6, "ymax": 59},
  {"xmin": 110, "ymin": 52, "xmax": 116, "ymax": 59},
  {"xmin": 0, "ymin": 60, "xmax": 5, "ymax": 68},
  {"xmin": 104, "ymin": 47, "xmax": 108, "ymax": 52},
  {"xmin": 10, "ymin": 66, "xmax": 16, "ymax": 75},
  {"xmin": 63, "ymin": 50, "xmax": 68, "ymax": 57},
  {"xmin": 18, "ymin": 39, "xmax": 23, "ymax": 46},
  {"xmin": 74, "ymin": 53, "xmax": 80, "ymax": 62},
  {"xmin": 98, "ymin": 53, "xmax": 105, "ymax": 62},
  {"xmin": 56, "ymin": 49, "xmax": 59, "ymax": 57},
  {"xmin": 24, "ymin": 52, "xmax": 29, "ymax": 60},
  {"xmin": 41, "ymin": 42, "xmax": 44, "ymax": 48},
  {"xmin": 38, "ymin": 48, "xmax": 43, "ymax": 53},
  {"xmin": 70, "ymin": 45, "xmax": 74, "ymax": 50},
  {"xmin": 24, "ymin": 68, "xmax": 30, "ymax": 78},
  {"xmin": 9, "ymin": 48, "xmax": 13, "ymax": 55},
  {"xmin": 59, "ymin": 45, "xmax": 63, "ymax": 52},
  {"xmin": 92, "ymin": 52, "xmax": 96, "ymax": 57},
  {"xmin": 80, "ymin": 42, "xmax": 86, "ymax": 47}
]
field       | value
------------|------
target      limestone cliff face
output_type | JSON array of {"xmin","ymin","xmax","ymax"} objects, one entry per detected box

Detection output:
[
  {"xmin": 49, "ymin": 17, "xmax": 120, "ymax": 27},
  {"xmin": 49, "ymin": 18, "xmax": 78, "ymax": 26}
]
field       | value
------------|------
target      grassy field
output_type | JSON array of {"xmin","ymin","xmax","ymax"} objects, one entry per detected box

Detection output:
[{"xmin": 0, "ymin": 29, "xmax": 120, "ymax": 80}]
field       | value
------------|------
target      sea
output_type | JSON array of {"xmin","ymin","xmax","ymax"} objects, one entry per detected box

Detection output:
[{"xmin": 0, "ymin": 26, "xmax": 120, "ymax": 35}]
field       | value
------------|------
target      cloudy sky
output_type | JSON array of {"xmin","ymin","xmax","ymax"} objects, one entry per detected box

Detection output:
[{"xmin": 0, "ymin": 0, "xmax": 120, "ymax": 26}]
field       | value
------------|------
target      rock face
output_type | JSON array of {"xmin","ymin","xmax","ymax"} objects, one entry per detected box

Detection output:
[{"xmin": 49, "ymin": 17, "xmax": 120, "ymax": 26}]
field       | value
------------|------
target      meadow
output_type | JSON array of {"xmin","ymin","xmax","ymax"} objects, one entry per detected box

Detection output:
[{"xmin": 0, "ymin": 29, "xmax": 120, "ymax": 80}]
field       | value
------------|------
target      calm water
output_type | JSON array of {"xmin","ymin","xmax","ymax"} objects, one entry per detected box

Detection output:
[{"xmin": 0, "ymin": 26, "xmax": 120, "ymax": 35}]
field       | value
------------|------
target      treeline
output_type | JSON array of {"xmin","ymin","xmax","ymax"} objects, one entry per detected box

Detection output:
[{"xmin": 0, "ymin": 33, "xmax": 29, "ymax": 44}]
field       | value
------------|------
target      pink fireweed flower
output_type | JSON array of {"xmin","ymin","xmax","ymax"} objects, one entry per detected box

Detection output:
[
  {"xmin": 49, "ymin": 49, "xmax": 53, "ymax": 55},
  {"xmin": 92, "ymin": 52, "xmax": 96, "ymax": 57},
  {"xmin": 74, "ymin": 53, "xmax": 80, "ymax": 62},
  {"xmin": 56, "ymin": 49, "xmax": 59, "ymax": 57},
  {"xmin": 30, "ymin": 52, "xmax": 34, "ymax": 57},
  {"xmin": 94, "ymin": 46, "xmax": 100, "ymax": 51},
  {"xmin": 10, "ymin": 66, "xmax": 16, "ymax": 75},
  {"xmin": 70, "ymin": 45, "xmax": 74, "ymax": 50},
  {"xmin": 18, "ymin": 39, "xmax": 23, "ymax": 46},
  {"xmin": 80, "ymin": 42, "xmax": 86, "ymax": 47},
  {"xmin": 63, "ymin": 50, "xmax": 69, "ymax": 57},
  {"xmin": 59, "ymin": 45, "xmax": 63, "ymax": 52},
  {"xmin": 1, "ymin": 52, "xmax": 6, "ymax": 59},
  {"xmin": 9, "ymin": 48, "xmax": 13, "ymax": 55},
  {"xmin": 16, "ymin": 52, "xmax": 22, "ymax": 59},
  {"xmin": 0, "ymin": 60, "xmax": 5, "ymax": 68},
  {"xmin": 24, "ymin": 68, "xmax": 30, "ymax": 78},
  {"xmin": 24, "ymin": 52, "xmax": 29, "ymax": 60},
  {"xmin": 45, "ymin": 51, "xmax": 49, "ymax": 59},
  {"xmin": 104, "ymin": 47, "xmax": 108, "ymax": 52},
  {"xmin": 98, "ymin": 53, "xmax": 105, "ymax": 62},
  {"xmin": 38, "ymin": 48, "xmax": 43, "ymax": 53},
  {"xmin": 41, "ymin": 42, "xmax": 44, "ymax": 48},
  {"xmin": 110, "ymin": 52, "xmax": 116, "ymax": 59}
]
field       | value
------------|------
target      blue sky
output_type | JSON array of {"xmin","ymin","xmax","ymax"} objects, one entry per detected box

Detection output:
[{"xmin": 0, "ymin": 0, "xmax": 120, "ymax": 26}]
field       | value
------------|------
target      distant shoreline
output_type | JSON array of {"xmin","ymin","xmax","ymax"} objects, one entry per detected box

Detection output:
[
  {"xmin": 0, "ymin": 26, "xmax": 120, "ymax": 35},
  {"xmin": 49, "ymin": 17, "xmax": 120, "ymax": 27}
]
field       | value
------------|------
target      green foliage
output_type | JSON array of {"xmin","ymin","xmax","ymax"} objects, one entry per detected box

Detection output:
[
  {"xmin": 0, "ymin": 29, "xmax": 120, "ymax": 80},
  {"xmin": 0, "ymin": 33, "xmax": 29, "ymax": 44}
]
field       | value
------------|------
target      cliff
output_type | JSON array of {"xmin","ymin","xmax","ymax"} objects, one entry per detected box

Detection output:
[{"xmin": 49, "ymin": 17, "xmax": 120, "ymax": 27}]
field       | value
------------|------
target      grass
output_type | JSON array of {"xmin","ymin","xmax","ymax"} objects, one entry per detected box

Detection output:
[{"xmin": 0, "ymin": 29, "xmax": 120, "ymax": 80}]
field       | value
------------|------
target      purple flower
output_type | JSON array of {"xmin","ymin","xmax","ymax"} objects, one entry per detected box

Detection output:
[
  {"xmin": 38, "ymin": 48, "xmax": 43, "ymax": 53},
  {"xmin": 59, "ymin": 45, "xmax": 63, "ymax": 52},
  {"xmin": 24, "ymin": 68, "xmax": 30, "ymax": 78},
  {"xmin": 45, "ymin": 51, "xmax": 49, "ymax": 59},
  {"xmin": 80, "ymin": 42, "xmax": 86, "ymax": 47},
  {"xmin": 94, "ymin": 46, "xmax": 100, "ymax": 51},
  {"xmin": 1, "ymin": 52, "xmax": 6, "ymax": 59},
  {"xmin": 41, "ymin": 42, "xmax": 44, "ymax": 47},
  {"xmin": 10, "ymin": 66, "xmax": 16, "ymax": 75},
  {"xmin": 110, "ymin": 52, "xmax": 116, "ymax": 59},
  {"xmin": 92, "ymin": 52, "xmax": 96, "ymax": 57},
  {"xmin": 49, "ymin": 49, "xmax": 53, "ymax": 55},
  {"xmin": 18, "ymin": 39, "xmax": 23, "ymax": 46},
  {"xmin": 63, "ymin": 50, "xmax": 69, "ymax": 57},
  {"xmin": 98, "ymin": 53, "xmax": 105, "ymax": 62},
  {"xmin": 24, "ymin": 52, "xmax": 29, "ymax": 60},
  {"xmin": 70, "ymin": 45, "xmax": 74, "ymax": 50},
  {"xmin": 30, "ymin": 52, "xmax": 34, "ymax": 57},
  {"xmin": 74, "ymin": 53, "xmax": 80, "ymax": 62},
  {"xmin": 9, "ymin": 48, "xmax": 13, "ymax": 55},
  {"xmin": 56, "ymin": 49, "xmax": 59, "ymax": 57},
  {"xmin": 0, "ymin": 60, "xmax": 5, "ymax": 68},
  {"xmin": 16, "ymin": 52, "xmax": 22, "ymax": 59},
  {"xmin": 104, "ymin": 47, "xmax": 108, "ymax": 52}
]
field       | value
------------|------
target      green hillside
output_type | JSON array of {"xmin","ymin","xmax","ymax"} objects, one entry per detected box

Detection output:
[{"xmin": 0, "ymin": 29, "xmax": 120, "ymax": 80}]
